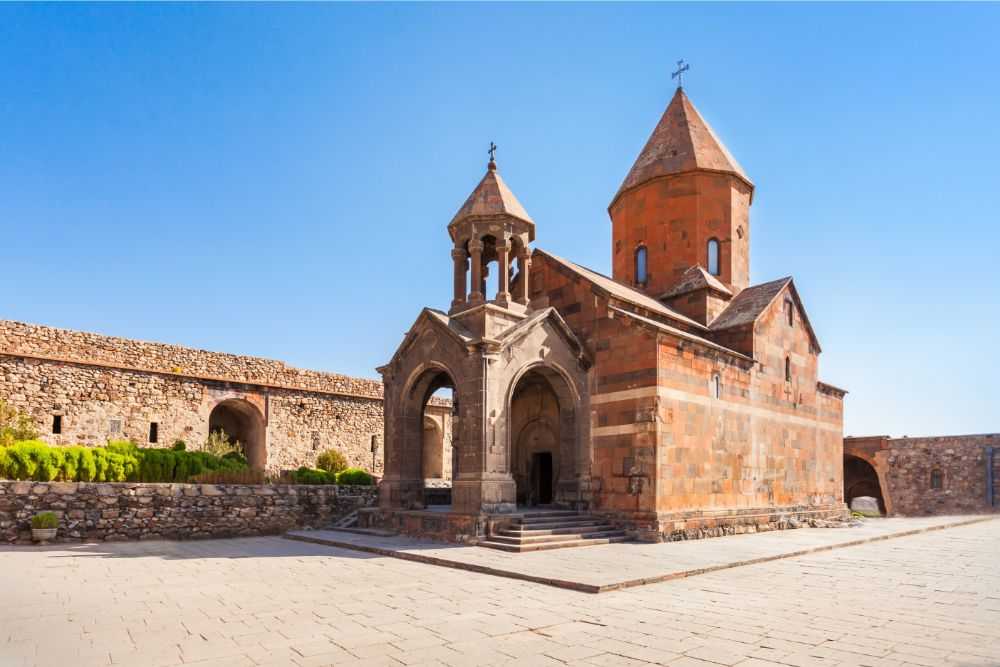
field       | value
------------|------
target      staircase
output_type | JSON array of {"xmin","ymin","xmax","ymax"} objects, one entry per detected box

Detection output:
[{"xmin": 479, "ymin": 509, "xmax": 629, "ymax": 552}]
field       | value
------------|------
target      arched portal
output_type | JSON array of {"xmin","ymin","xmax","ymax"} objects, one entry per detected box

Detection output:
[
  {"xmin": 399, "ymin": 366, "xmax": 456, "ymax": 508},
  {"xmin": 844, "ymin": 455, "xmax": 885, "ymax": 515},
  {"xmin": 509, "ymin": 366, "xmax": 577, "ymax": 507},
  {"xmin": 208, "ymin": 399, "xmax": 266, "ymax": 471}
]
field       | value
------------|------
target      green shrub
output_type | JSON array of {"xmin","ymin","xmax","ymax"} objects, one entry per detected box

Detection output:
[
  {"xmin": 203, "ymin": 429, "xmax": 241, "ymax": 458},
  {"xmin": 336, "ymin": 467, "xmax": 374, "ymax": 486},
  {"xmin": 0, "ymin": 400, "xmax": 38, "ymax": 446},
  {"xmin": 0, "ymin": 438, "xmax": 250, "ymax": 484},
  {"xmin": 76, "ymin": 447, "xmax": 97, "ymax": 482},
  {"xmin": 292, "ymin": 467, "xmax": 338, "ymax": 485},
  {"xmin": 31, "ymin": 511, "xmax": 58, "ymax": 529},
  {"xmin": 316, "ymin": 449, "xmax": 348, "ymax": 474},
  {"xmin": 171, "ymin": 440, "xmax": 186, "ymax": 451}
]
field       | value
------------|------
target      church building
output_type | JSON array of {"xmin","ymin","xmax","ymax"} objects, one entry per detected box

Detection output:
[{"xmin": 367, "ymin": 85, "xmax": 848, "ymax": 545}]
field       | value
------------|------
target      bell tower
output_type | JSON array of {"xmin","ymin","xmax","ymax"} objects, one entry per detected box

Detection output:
[
  {"xmin": 448, "ymin": 149, "xmax": 535, "ymax": 335},
  {"xmin": 609, "ymin": 86, "xmax": 754, "ymax": 297}
]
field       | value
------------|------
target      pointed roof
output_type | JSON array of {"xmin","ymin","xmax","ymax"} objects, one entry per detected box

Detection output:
[
  {"xmin": 449, "ymin": 160, "xmax": 534, "ymax": 230},
  {"xmin": 613, "ymin": 87, "xmax": 752, "ymax": 205},
  {"xmin": 709, "ymin": 276, "xmax": 821, "ymax": 351},
  {"xmin": 660, "ymin": 265, "xmax": 733, "ymax": 300}
]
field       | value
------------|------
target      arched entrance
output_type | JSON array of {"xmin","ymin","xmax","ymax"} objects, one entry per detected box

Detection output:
[
  {"xmin": 208, "ymin": 399, "xmax": 266, "ymax": 471},
  {"xmin": 509, "ymin": 366, "xmax": 577, "ymax": 507},
  {"xmin": 399, "ymin": 366, "xmax": 456, "ymax": 508},
  {"xmin": 844, "ymin": 455, "xmax": 885, "ymax": 515}
]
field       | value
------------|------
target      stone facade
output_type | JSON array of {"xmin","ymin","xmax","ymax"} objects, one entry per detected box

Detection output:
[
  {"xmin": 0, "ymin": 480, "xmax": 376, "ymax": 544},
  {"xmin": 0, "ymin": 319, "xmax": 451, "ymax": 475},
  {"xmin": 374, "ymin": 86, "xmax": 847, "ymax": 543},
  {"xmin": 844, "ymin": 434, "xmax": 1000, "ymax": 516}
]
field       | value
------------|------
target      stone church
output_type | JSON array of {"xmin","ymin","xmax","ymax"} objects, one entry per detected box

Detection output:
[{"xmin": 367, "ymin": 86, "xmax": 848, "ymax": 543}]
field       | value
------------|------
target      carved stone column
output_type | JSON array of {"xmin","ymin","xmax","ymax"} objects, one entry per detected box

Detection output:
[
  {"xmin": 451, "ymin": 247, "xmax": 467, "ymax": 308},
  {"xmin": 516, "ymin": 250, "xmax": 531, "ymax": 304},
  {"xmin": 496, "ymin": 239, "xmax": 511, "ymax": 306},
  {"xmin": 469, "ymin": 238, "xmax": 484, "ymax": 303}
]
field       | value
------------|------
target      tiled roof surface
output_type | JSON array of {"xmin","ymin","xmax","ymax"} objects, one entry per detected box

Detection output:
[
  {"xmin": 615, "ymin": 87, "xmax": 752, "ymax": 202},
  {"xmin": 661, "ymin": 265, "xmax": 733, "ymax": 299},
  {"xmin": 709, "ymin": 277, "xmax": 792, "ymax": 331},
  {"xmin": 536, "ymin": 249, "xmax": 706, "ymax": 330},
  {"xmin": 450, "ymin": 163, "xmax": 534, "ymax": 227}
]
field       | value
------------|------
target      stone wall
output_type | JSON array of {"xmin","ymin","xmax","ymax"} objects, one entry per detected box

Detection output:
[
  {"xmin": 844, "ymin": 433, "xmax": 1000, "ymax": 516},
  {"xmin": 0, "ymin": 319, "xmax": 451, "ymax": 474},
  {"xmin": 0, "ymin": 480, "xmax": 377, "ymax": 544}
]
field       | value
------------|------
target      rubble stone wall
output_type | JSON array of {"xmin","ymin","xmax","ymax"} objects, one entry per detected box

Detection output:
[
  {"xmin": 0, "ymin": 320, "xmax": 451, "ymax": 474},
  {"xmin": 0, "ymin": 480, "xmax": 377, "ymax": 544},
  {"xmin": 845, "ymin": 434, "xmax": 999, "ymax": 516}
]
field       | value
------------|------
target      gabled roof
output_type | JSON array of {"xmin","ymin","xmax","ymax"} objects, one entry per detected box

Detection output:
[
  {"xmin": 494, "ymin": 307, "xmax": 591, "ymax": 368},
  {"xmin": 449, "ymin": 161, "xmax": 534, "ymax": 230},
  {"xmin": 710, "ymin": 277, "xmax": 821, "ymax": 351},
  {"xmin": 608, "ymin": 306, "xmax": 753, "ymax": 363},
  {"xmin": 613, "ymin": 87, "xmax": 752, "ymax": 206},
  {"xmin": 535, "ymin": 249, "xmax": 707, "ymax": 331},
  {"xmin": 660, "ymin": 265, "xmax": 733, "ymax": 299}
]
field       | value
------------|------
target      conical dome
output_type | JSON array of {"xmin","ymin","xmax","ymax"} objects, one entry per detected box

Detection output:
[
  {"xmin": 449, "ymin": 160, "xmax": 534, "ymax": 232},
  {"xmin": 613, "ymin": 88, "xmax": 752, "ymax": 206}
]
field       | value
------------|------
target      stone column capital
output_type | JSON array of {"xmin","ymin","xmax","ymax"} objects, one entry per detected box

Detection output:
[
  {"xmin": 468, "ymin": 239, "xmax": 484, "ymax": 254},
  {"xmin": 451, "ymin": 248, "xmax": 468, "ymax": 261}
]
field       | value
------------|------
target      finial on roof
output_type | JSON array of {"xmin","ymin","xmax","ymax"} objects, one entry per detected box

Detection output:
[
  {"xmin": 671, "ymin": 59, "xmax": 690, "ymax": 89},
  {"xmin": 487, "ymin": 141, "xmax": 497, "ymax": 170}
]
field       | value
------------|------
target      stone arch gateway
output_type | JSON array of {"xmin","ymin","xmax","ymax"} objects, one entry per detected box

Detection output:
[{"xmin": 208, "ymin": 399, "xmax": 267, "ymax": 471}]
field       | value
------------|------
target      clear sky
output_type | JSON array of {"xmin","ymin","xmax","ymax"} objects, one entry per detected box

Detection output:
[{"xmin": 2, "ymin": 3, "xmax": 997, "ymax": 438}]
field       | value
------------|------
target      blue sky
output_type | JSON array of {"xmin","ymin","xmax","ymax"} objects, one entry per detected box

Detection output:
[{"xmin": 2, "ymin": 3, "xmax": 997, "ymax": 438}]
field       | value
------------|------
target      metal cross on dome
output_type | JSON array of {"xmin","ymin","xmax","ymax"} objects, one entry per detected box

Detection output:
[
  {"xmin": 672, "ymin": 59, "xmax": 690, "ymax": 88},
  {"xmin": 488, "ymin": 141, "xmax": 497, "ymax": 162}
]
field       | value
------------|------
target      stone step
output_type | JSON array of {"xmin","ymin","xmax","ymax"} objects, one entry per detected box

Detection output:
[
  {"xmin": 489, "ymin": 529, "xmax": 626, "ymax": 545},
  {"xmin": 515, "ymin": 510, "xmax": 582, "ymax": 520},
  {"xmin": 501, "ymin": 523, "xmax": 612, "ymax": 536},
  {"xmin": 478, "ymin": 535, "xmax": 630, "ymax": 553},
  {"xmin": 509, "ymin": 517, "xmax": 602, "ymax": 530}
]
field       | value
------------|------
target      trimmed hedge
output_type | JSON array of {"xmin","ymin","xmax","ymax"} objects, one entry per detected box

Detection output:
[
  {"xmin": 0, "ymin": 440, "xmax": 247, "ymax": 483},
  {"xmin": 292, "ymin": 466, "xmax": 375, "ymax": 486}
]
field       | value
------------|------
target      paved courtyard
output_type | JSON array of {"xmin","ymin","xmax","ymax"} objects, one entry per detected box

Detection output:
[{"xmin": 1, "ymin": 519, "xmax": 998, "ymax": 667}]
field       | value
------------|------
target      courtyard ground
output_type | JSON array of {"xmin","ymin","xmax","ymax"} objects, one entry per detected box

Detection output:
[{"xmin": 1, "ymin": 518, "xmax": 997, "ymax": 667}]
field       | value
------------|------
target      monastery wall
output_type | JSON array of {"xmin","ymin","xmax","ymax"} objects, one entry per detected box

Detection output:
[
  {"xmin": 845, "ymin": 433, "xmax": 999, "ymax": 516},
  {"xmin": 0, "ymin": 320, "xmax": 451, "ymax": 474}
]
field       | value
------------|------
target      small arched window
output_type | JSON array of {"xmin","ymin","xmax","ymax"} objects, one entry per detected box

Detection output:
[
  {"xmin": 635, "ymin": 245, "xmax": 648, "ymax": 285},
  {"xmin": 784, "ymin": 300, "xmax": 794, "ymax": 327},
  {"xmin": 784, "ymin": 356, "xmax": 792, "ymax": 382},
  {"xmin": 930, "ymin": 469, "xmax": 943, "ymax": 489},
  {"xmin": 711, "ymin": 373, "xmax": 722, "ymax": 399},
  {"xmin": 707, "ymin": 238, "xmax": 720, "ymax": 276}
]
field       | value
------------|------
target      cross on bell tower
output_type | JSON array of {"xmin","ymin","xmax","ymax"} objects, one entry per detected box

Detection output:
[{"xmin": 672, "ymin": 59, "xmax": 690, "ymax": 88}]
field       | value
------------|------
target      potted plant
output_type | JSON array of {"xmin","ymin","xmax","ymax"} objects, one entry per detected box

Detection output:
[{"xmin": 30, "ymin": 511, "xmax": 59, "ymax": 544}]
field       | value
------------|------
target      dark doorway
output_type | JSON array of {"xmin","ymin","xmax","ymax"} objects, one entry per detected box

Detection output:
[
  {"xmin": 844, "ymin": 455, "xmax": 886, "ymax": 515},
  {"xmin": 531, "ymin": 452, "xmax": 554, "ymax": 505}
]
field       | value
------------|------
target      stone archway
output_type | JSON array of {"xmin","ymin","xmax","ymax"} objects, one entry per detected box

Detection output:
[
  {"xmin": 208, "ymin": 399, "xmax": 266, "ymax": 471},
  {"xmin": 391, "ymin": 365, "xmax": 456, "ymax": 508},
  {"xmin": 844, "ymin": 454, "xmax": 885, "ymax": 515},
  {"xmin": 509, "ymin": 366, "xmax": 578, "ymax": 507}
]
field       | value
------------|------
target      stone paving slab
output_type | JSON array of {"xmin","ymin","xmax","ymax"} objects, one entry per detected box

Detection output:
[
  {"xmin": 287, "ymin": 515, "xmax": 995, "ymax": 593},
  {"xmin": 3, "ymin": 519, "xmax": 999, "ymax": 666}
]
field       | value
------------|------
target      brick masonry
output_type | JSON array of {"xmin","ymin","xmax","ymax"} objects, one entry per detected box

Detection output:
[
  {"xmin": 844, "ymin": 433, "xmax": 1000, "ymax": 516},
  {"xmin": 0, "ymin": 480, "xmax": 377, "ymax": 544},
  {"xmin": 0, "ymin": 319, "xmax": 451, "ymax": 474}
]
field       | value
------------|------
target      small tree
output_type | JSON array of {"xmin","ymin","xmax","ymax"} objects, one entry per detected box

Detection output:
[
  {"xmin": 316, "ymin": 449, "xmax": 348, "ymax": 474},
  {"xmin": 203, "ymin": 429, "xmax": 241, "ymax": 458},
  {"xmin": 0, "ymin": 399, "xmax": 38, "ymax": 446}
]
